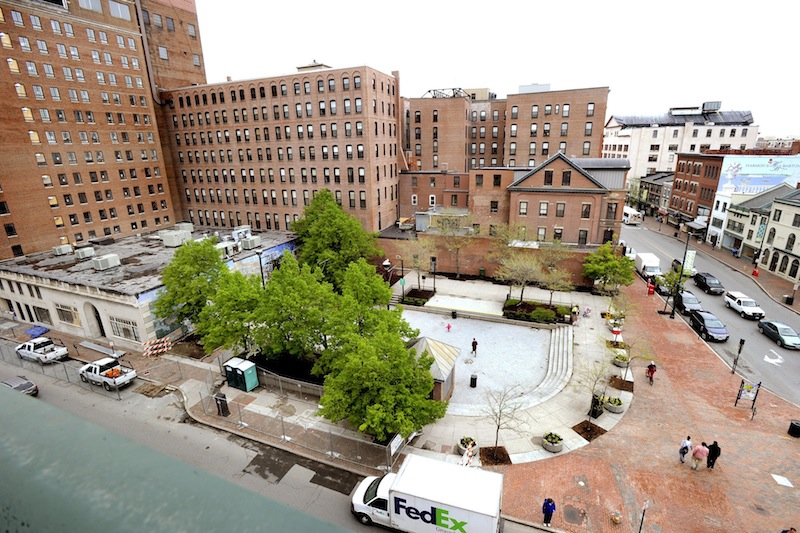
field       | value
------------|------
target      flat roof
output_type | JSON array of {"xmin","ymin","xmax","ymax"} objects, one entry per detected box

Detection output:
[{"xmin": 0, "ymin": 227, "xmax": 296, "ymax": 297}]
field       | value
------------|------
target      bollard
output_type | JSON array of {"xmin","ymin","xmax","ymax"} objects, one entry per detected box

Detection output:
[{"xmin": 470, "ymin": 374, "xmax": 477, "ymax": 388}]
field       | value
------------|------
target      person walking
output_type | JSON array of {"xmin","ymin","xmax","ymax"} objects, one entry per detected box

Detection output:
[
  {"xmin": 679, "ymin": 436, "xmax": 693, "ymax": 463},
  {"xmin": 471, "ymin": 338, "xmax": 478, "ymax": 357},
  {"xmin": 691, "ymin": 442, "xmax": 709, "ymax": 470},
  {"xmin": 571, "ymin": 305, "xmax": 579, "ymax": 324},
  {"xmin": 542, "ymin": 498, "xmax": 556, "ymax": 527},
  {"xmin": 707, "ymin": 441, "xmax": 721, "ymax": 469},
  {"xmin": 446, "ymin": 323, "xmax": 452, "ymax": 333}
]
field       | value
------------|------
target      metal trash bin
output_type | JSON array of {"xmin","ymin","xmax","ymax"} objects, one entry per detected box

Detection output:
[
  {"xmin": 470, "ymin": 374, "xmax": 477, "ymax": 388},
  {"xmin": 479, "ymin": 268, "xmax": 485, "ymax": 277},
  {"xmin": 214, "ymin": 392, "xmax": 230, "ymax": 417},
  {"xmin": 451, "ymin": 310, "xmax": 458, "ymax": 319},
  {"xmin": 783, "ymin": 295, "xmax": 795, "ymax": 305},
  {"xmin": 789, "ymin": 420, "xmax": 800, "ymax": 438}
]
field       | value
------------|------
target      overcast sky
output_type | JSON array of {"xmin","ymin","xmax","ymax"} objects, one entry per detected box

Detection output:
[{"xmin": 194, "ymin": 0, "xmax": 797, "ymax": 138}]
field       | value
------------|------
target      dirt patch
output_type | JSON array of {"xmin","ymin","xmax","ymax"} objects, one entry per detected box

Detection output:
[
  {"xmin": 169, "ymin": 334, "xmax": 207, "ymax": 360},
  {"xmin": 133, "ymin": 382, "xmax": 172, "ymax": 398},
  {"xmin": 609, "ymin": 375, "xmax": 634, "ymax": 392},
  {"xmin": 405, "ymin": 288, "xmax": 435, "ymax": 300},
  {"xmin": 572, "ymin": 420, "xmax": 607, "ymax": 442},
  {"xmin": 605, "ymin": 340, "xmax": 629, "ymax": 350},
  {"xmin": 479, "ymin": 446, "xmax": 512, "ymax": 466}
]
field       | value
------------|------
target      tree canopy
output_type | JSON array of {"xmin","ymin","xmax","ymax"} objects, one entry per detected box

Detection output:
[
  {"xmin": 153, "ymin": 238, "xmax": 226, "ymax": 326},
  {"xmin": 196, "ymin": 270, "xmax": 263, "ymax": 355},
  {"xmin": 292, "ymin": 189, "xmax": 381, "ymax": 291},
  {"xmin": 581, "ymin": 242, "xmax": 635, "ymax": 293}
]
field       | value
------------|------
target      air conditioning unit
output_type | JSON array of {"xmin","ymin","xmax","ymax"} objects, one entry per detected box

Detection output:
[
  {"xmin": 174, "ymin": 222, "xmax": 194, "ymax": 233},
  {"xmin": 53, "ymin": 244, "xmax": 73, "ymax": 256},
  {"xmin": 240, "ymin": 236, "xmax": 261, "ymax": 250},
  {"xmin": 92, "ymin": 253, "xmax": 121, "ymax": 271},
  {"xmin": 75, "ymin": 247, "xmax": 96, "ymax": 259},
  {"xmin": 161, "ymin": 231, "xmax": 184, "ymax": 247}
]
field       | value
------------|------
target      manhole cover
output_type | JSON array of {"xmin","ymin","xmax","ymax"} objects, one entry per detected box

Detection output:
[{"xmin": 563, "ymin": 504, "xmax": 586, "ymax": 525}]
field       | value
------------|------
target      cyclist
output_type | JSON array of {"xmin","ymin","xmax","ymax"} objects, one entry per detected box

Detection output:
[{"xmin": 646, "ymin": 361, "xmax": 657, "ymax": 384}]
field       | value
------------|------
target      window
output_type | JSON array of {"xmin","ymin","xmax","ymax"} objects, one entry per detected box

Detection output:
[
  {"xmin": 428, "ymin": 195, "xmax": 436, "ymax": 207},
  {"xmin": 562, "ymin": 170, "xmax": 571, "ymax": 186},
  {"xmin": 587, "ymin": 103, "xmax": 595, "ymax": 116},
  {"xmin": 56, "ymin": 304, "xmax": 80, "ymax": 325},
  {"xmin": 519, "ymin": 201, "xmax": 528, "ymax": 215},
  {"xmin": 158, "ymin": 46, "xmax": 168, "ymax": 60},
  {"xmin": 110, "ymin": 316, "xmax": 141, "ymax": 341},
  {"xmin": 475, "ymin": 174, "xmax": 483, "ymax": 187},
  {"xmin": 539, "ymin": 202, "xmax": 548, "ymax": 216},
  {"xmin": 493, "ymin": 174, "xmax": 501, "ymax": 187},
  {"xmin": 544, "ymin": 170, "xmax": 553, "ymax": 186},
  {"xmin": 581, "ymin": 204, "xmax": 591, "ymax": 218},
  {"xmin": 773, "ymin": 209, "xmax": 782, "ymax": 222},
  {"xmin": 578, "ymin": 229, "xmax": 588, "ymax": 245},
  {"xmin": 411, "ymin": 194, "xmax": 417, "ymax": 206},
  {"xmin": 490, "ymin": 201, "xmax": 498, "ymax": 213},
  {"xmin": 606, "ymin": 202, "xmax": 618, "ymax": 220}
]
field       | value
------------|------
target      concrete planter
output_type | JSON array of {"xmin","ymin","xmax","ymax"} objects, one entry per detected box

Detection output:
[
  {"xmin": 543, "ymin": 440, "xmax": 563, "ymax": 453},
  {"xmin": 605, "ymin": 401, "xmax": 625, "ymax": 414}
]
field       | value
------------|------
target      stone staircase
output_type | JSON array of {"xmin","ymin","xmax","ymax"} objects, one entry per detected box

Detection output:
[{"xmin": 527, "ymin": 325, "xmax": 573, "ymax": 407}]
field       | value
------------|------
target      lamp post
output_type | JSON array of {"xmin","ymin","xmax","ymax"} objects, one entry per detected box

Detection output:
[
  {"xmin": 670, "ymin": 230, "xmax": 694, "ymax": 319},
  {"xmin": 256, "ymin": 251, "xmax": 266, "ymax": 288},
  {"xmin": 637, "ymin": 500, "xmax": 649, "ymax": 533},
  {"xmin": 396, "ymin": 255, "xmax": 405, "ymax": 303}
]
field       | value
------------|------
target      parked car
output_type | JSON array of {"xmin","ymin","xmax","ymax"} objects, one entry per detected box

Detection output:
[
  {"xmin": 674, "ymin": 290, "xmax": 703, "ymax": 315},
  {"xmin": 757, "ymin": 320, "xmax": 800, "ymax": 349},
  {"xmin": 724, "ymin": 291, "xmax": 765, "ymax": 320},
  {"xmin": 671, "ymin": 258, "xmax": 698, "ymax": 277},
  {"xmin": 694, "ymin": 272, "xmax": 725, "ymax": 295},
  {"xmin": 688, "ymin": 310, "xmax": 729, "ymax": 342},
  {"xmin": 1, "ymin": 375, "xmax": 39, "ymax": 396}
]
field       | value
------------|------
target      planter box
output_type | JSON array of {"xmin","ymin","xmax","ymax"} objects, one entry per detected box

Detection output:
[
  {"xmin": 612, "ymin": 357, "xmax": 629, "ymax": 368},
  {"xmin": 542, "ymin": 440, "xmax": 563, "ymax": 453},
  {"xmin": 457, "ymin": 442, "xmax": 476, "ymax": 455},
  {"xmin": 605, "ymin": 402, "xmax": 625, "ymax": 414}
]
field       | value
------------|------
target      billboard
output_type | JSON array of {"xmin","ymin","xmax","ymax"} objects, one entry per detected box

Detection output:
[{"xmin": 718, "ymin": 155, "xmax": 800, "ymax": 194}]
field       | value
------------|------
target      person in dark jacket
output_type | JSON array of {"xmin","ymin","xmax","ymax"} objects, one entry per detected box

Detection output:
[
  {"xmin": 707, "ymin": 441, "xmax": 721, "ymax": 469},
  {"xmin": 542, "ymin": 498, "xmax": 556, "ymax": 527}
]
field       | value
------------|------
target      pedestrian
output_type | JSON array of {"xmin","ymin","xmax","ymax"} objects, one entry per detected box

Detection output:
[
  {"xmin": 679, "ymin": 435, "xmax": 692, "ymax": 463},
  {"xmin": 707, "ymin": 441, "xmax": 721, "ymax": 469},
  {"xmin": 571, "ymin": 305, "xmax": 579, "ymax": 324},
  {"xmin": 780, "ymin": 528, "xmax": 796, "ymax": 533},
  {"xmin": 542, "ymin": 498, "xmax": 556, "ymax": 527},
  {"xmin": 446, "ymin": 323, "xmax": 451, "ymax": 333},
  {"xmin": 691, "ymin": 442, "xmax": 709, "ymax": 470},
  {"xmin": 471, "ymin": 338, "xmax": 478, "ymax": 357}
]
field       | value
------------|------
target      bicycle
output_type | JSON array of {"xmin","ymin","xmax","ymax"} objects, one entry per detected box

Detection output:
[{"xmin": 646, "ymin": 364, "xmax": 656, "ymax": 385}]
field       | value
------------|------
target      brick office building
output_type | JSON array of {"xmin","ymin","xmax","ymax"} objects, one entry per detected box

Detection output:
[{"xmin": 0, "ymin": 0, "xmax": 203, "ymax": 259}]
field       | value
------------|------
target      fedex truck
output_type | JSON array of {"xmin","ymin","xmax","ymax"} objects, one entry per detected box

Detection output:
[{"xmin": 350, "ymin": 454, "xmax": 504, "ymax": 533}]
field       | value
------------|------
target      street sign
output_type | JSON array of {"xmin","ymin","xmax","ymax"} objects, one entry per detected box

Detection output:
[{"xmin": 399, "ymin": 278, "xmax": 406, "ymax": 286}]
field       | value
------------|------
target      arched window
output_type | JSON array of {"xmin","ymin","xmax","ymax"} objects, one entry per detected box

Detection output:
[
  {"xmin": 414, "ymin": 111, "xmax": 421, "ymax": 123},
  {"xmin": 761, "ymin": 249, "xmax": 769, "ymax": 265},
  {"xmin": 767, "ymin": 228, "xmax": 776, "ymax": 244},
  {"xmin": 780, "ymin": 255, "xmax": 789, "ymax": 273},
  {"xmin": 790, "ymin": 259, "xmax": 799, "ymax": 278},
  {"xmin": 787, "ymin": 233, "xmax": 796, "ymax": 251}
]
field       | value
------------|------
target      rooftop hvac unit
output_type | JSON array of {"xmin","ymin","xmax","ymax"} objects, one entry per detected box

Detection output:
[
  {"xmin": 240, "ymin": 236, "xmax": 261, "ymax": 250},
  {"xmin": 53, "ymin": 244, "xmax": 73, "ymax": 256},
  {"xmin": 75, "ymin": 247, "xmax": 96, "ymax": 259},
  {"xmin": 162, "ymin": 231, "xmax": 184, "ymax": 247},
  {"xmin": 215, "ymin": 241, "xmax": 236, "ymax": 258},
  {"xmin": 174, "ymin": 222, "xmax": 194, "ymax": 233},
  {"xmin": 92, "ymin": 253, "xmax": 121, "ymax": 271}
]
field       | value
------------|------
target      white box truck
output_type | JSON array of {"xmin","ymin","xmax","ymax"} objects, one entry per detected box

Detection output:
[
  {"xmin": 635, "ymin": 252, "xmax": 662, "ymax": 281},
  {"xmin": 350, "ymin": 454, "xmax": 503, "ymax": 533}
]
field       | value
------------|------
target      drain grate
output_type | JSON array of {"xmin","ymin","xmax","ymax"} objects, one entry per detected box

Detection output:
[{"xmin": 563, "ymin": 504, "xmax": 586, "ymax": 525}]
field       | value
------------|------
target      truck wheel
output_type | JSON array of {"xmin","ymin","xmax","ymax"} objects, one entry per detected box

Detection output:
[
  {"xmin": 725, "ymin": 301, "xmax": 731, "ymax": 308},
  {"xmin": 356, "ymin": 514, "xmax": 372, "ymax": 526},
  {"xmin": 103, "ymin": 382, "xmax": 112, "ymax": 392},
  {"xmin": 740, "ymin": 311, "xmax": 746, "ymax": 318},
  {"xmin": 80, "ymin": 374, "xmax": 88, "ymax": 383}
]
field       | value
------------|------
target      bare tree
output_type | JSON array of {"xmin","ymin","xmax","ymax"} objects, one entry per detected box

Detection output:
[
  {"xmin": 573, "ymin": 360, "xmax": 610, "ymax": 419},
  {"xmin": 481, "ymin": 385, "xmax": 528, "ymax": 461},
  {"xmin": 431, "ymin": 211, "xmax": 473, "ymax": 278},
  {"xmin": 487, "ymin": 223, "xmax": 527, "ymax": 262},
  {"xmin": 494, "ymin": 251, "xmax": 540, "ymax": 302},
  {"xmin": 534, "ymin": 240, "xmax": 575, "ymax": 305},
  {"xmin": 397, "ymin": 237, "xmax": 436, "ymax": 291}
]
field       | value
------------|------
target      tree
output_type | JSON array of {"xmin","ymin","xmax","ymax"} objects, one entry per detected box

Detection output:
[
  {"xmin": 494, "ymin": 251, "xmax": 540, "ymax": 302},
  {"xmin": 397, "ymin": 237, "xmax": 436, "ymax": 291},
  {"xmin": 430, "ymin": 211, "xmax": 473, "ymax": 278},
  {"xmin": 252, "ymin": 252, "xmax": 338, "ymax": 360},
  {"xmin": 487, "ymin": 223, "xmax": 527, "ymax": 262},
  {"xmin": 292, "ymin": 189, "xmax": 381, "ymax": 291},
  {"xmin": 655, "ymin": 269, "xmax": 691, "ymax": 313},
  {"xmin": 535, "ymin": 241, "xmax": 575, "ymax": 305},
  {"xmin": 540, "ymin": 268, "xmax": 575, "ymax": 306},
  {"xmin": 574, "ymin": 360, "xmax": 610, "ymax": 419},
  {"xmin": 317, "ymin": 325, "xmax": 447, "ymax": 441},
  {"xmin": 196, "ymin": 270, "xmax": 263, "ymax": 355},
  {"xmin": 582, "ymin": 242, "xmax": 635, "ymax": 294},
  {"xmin": 153, "ymin": 238, "xmax": 226, "ymax": 326},
  {"xmin": 482, "ymin": 385, "xmax": 528, "ymax": 461}
]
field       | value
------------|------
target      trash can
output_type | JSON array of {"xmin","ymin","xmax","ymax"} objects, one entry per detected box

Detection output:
[
  {"xmin": 479, "ymin": 268, "xmax": 485, "ymax": 277},
  {"xmin": 451, "ymin": 310, "xmax": 458, "ymax": 319},
  {"xmin": 214, "ymin": 392, "xmax": 230, "ymax": 417},
  {"xmin": 470, "ymin": 374, "xmax": 477, "ymax": 388},
  {"xmin": 789, "ymin": 420, "xmax": 800, "ymax": 437},
  {"xmin": 784, "ymin": 295, "xmax": 795, "ymax": 305}
]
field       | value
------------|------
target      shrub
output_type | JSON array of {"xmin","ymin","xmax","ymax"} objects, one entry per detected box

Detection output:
[
  {"xmin": 402, "ymin": 297, "xmax": 428, "ymax": 307},
  {"xmin": 556, "ymin": 305, "xmax": 571, "ymax": 317},
  {"xmin": 531, "ymin": 308, "xmax": 557, "ymax": 323},
  {"xmin": 543, "ymin": 432, "xmax": 563, "ymax": 444},
  {"xmin": 605, "ymin": 397, "xmax": 623, "ymax": 406}
]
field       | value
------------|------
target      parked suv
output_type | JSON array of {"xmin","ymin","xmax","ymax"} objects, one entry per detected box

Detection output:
[
  {"xmin": 724, "ymin": 291, "xmax": 765, "ymax": 320},
  {"xmin": 674, "ymin": 290, "xmax": 703, "ymax": 315},
  {"xmin": 671, "ymin": 258, "xmax": 697, "ymax": 277},
  {"xmin": 694, "ymin": 272, "xmax": 725, "ymax": 295}
]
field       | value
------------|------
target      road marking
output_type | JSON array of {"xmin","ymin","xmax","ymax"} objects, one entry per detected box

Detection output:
[{"xmin": 764, "ymin": 349, "xmax": 784, "ymax": 366}]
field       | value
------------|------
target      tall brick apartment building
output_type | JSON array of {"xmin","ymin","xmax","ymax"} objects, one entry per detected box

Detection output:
[{"xmin": 0, "ymin": 0, "xmax": 204, "ymax": 259}]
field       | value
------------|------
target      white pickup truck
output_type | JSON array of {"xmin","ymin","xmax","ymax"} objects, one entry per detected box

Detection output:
[
  {"xmin": 78, "ymin": 357, "xmax": 137, "ymax": 391},
  {"xmin": 724, "ymin": 291, "xmax": 765, "ymax": 320},
  {"xmin": 16, "ymin": 337, "xmax": 69, "ymax": 364}
]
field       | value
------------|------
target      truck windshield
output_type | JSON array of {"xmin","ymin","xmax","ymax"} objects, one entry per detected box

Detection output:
[{"xmin": 363, "ymin": 476, "xmax": 383, "ymax": 504}]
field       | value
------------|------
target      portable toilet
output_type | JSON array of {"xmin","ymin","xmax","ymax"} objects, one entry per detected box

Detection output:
[{"xmin": 224, "ymin": 357, "xmax": 258, "ymax": 392}]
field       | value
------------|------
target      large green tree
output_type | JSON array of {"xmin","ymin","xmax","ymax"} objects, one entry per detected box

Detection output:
[
  {"xmin": 318, "ymin": 325, "xmax": 447, "ymax": 441},
  {"xmin": 582, "ymin": 242, "xmax": 635, "ymax": 293},
  {"xmin": 292, "ymin": 189, "xmax": 381, "ymax": 291},
  {"xmin": 153, "ymin": 238, "xmax": 226, "ymax": 326},
  {"xmin": 196, "ymin": 270, "xmax": 263, "ymax": 355},
  {"xmin": 252, "ymin": 252, "xmax": 338, "ymax": 360}
]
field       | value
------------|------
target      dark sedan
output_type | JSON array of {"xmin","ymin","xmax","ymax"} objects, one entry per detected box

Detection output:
[
  {"xmin": 688, "ymin": 310, "xmax": 729, "ymax": 342},
  {"xmin": 694, "ymin": 272, "xmax": 725, "ymax": 295},
  {"xmin": 757, "ymin": 320, "xmax": 800, "ymax": 349},
  {"xmin": 674, "ymin": 290, "xmax": 703, "ymax": 315}
]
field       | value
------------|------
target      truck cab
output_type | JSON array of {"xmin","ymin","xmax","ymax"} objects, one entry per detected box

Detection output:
[
  {"xmin": 724, "ymin": 291, "xmax": 765, "ymax": 320},
  {"xmin": 351, "ymin": 473, "xmax": 395, "ymax": 527}
]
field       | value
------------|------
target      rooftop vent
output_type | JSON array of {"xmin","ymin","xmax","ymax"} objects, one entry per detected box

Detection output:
[
  {"xmin": 75, "ymin": 247, "xmax": 96, "ymax": 259},
  {"xmin": 91, "ymin": 253, "xmax": 121, "ymax": 271},
  {"xmin": 240, "ymin": 236, "xmax": 261, "ymax": 250},
  {"xmin": 53, "ymin": 244, "xmax": 73, "ymax": 256}
]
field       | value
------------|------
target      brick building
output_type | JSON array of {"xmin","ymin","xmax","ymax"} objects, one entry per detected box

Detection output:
[{"xmin": 0, "ymin": 0, "xmax": 203, "ymax": 259}]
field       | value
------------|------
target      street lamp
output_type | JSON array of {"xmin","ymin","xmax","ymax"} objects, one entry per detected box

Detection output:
[
  {"xmin": 256, "ymin": 251, "xmax": 266, "ymax": 288},
  {"xmin": 396, "ymin": 255, "xmax": 405, "ymax": 303},
  {"xmin": 670, "ymin": 230, "xmax": 694, "ymax": 319}
]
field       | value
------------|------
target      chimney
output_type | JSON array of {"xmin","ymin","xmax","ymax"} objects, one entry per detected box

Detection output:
[{"xmin": 226, "ymin": 76, "xmax": 232, "ymax": 82}]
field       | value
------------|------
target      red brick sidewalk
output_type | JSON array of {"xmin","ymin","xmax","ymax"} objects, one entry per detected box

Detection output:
[{"xmin": 500, "ymin": 279, "xmax": 799, "ymax": 532}]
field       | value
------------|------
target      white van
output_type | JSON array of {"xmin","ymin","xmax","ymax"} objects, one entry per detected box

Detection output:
[{"xmin": 623, "ymin": 206, "xmax": 643, "ymax": 225}]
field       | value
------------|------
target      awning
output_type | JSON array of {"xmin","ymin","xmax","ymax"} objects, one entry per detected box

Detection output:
[
  {"xmin": 686, "ymin": 221, "xmax": 707, "ymax": 230},
  {"xmin": 658, "ymin": 208, "xmax": 668, "ymax": 215}
]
